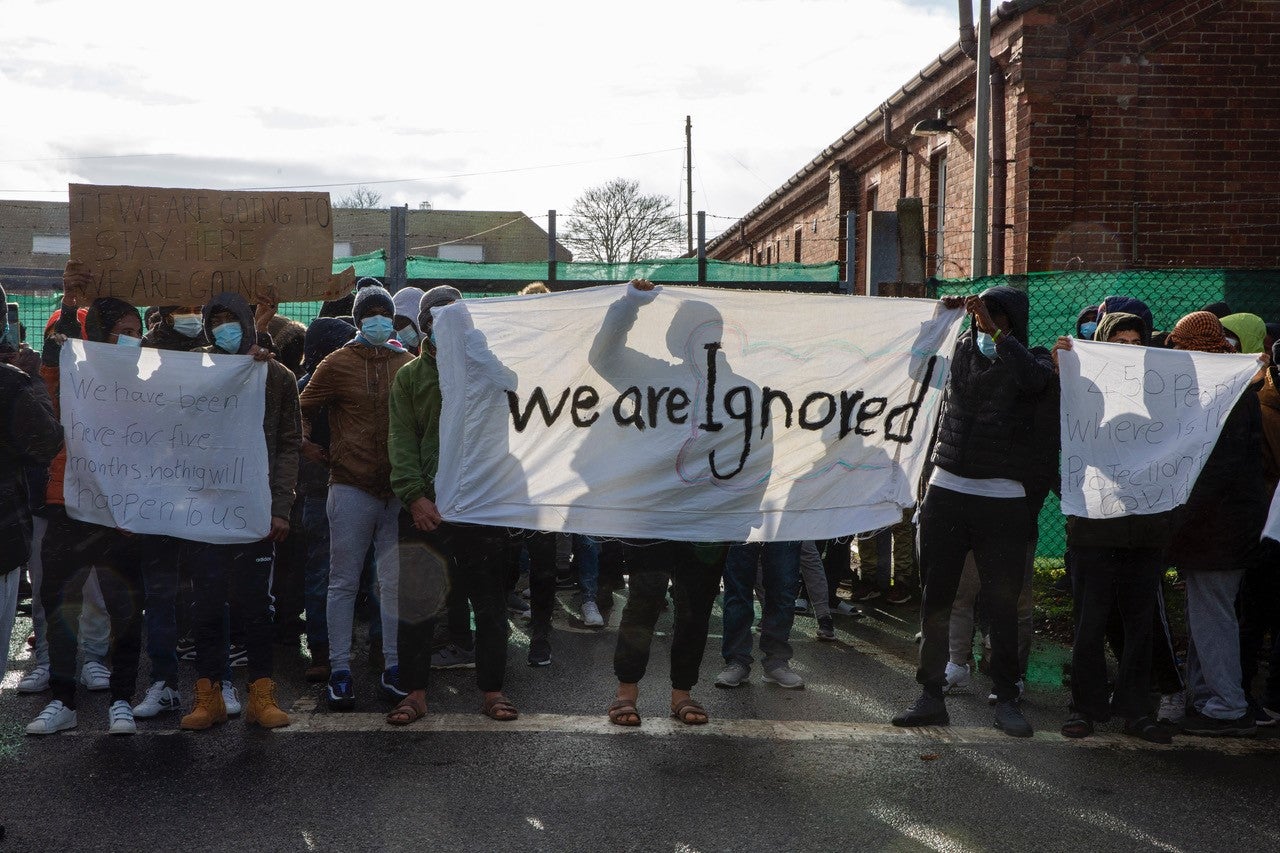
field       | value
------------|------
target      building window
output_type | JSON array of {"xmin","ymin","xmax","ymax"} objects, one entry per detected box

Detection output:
[
  {"xmin": 765, "ymin": 244, "xmax": 772, "ymax": 265},
  {"xmin": 333, "ymin": 241, "xmax": 353, "ymax": 259},
  {"xmin": 930, "ymin": 152, "xmax": 948, "ymax": 275},
  {"xmin": 793, "ymin": 227, "xmax": 803, "ymax": 263},
  {"xmin": 437, "ymin": 244, "xmax": 484, "ymax": 262},
  {"xmin": 33, "ymin": 235, "xmax": 70, "ymax": 254}
]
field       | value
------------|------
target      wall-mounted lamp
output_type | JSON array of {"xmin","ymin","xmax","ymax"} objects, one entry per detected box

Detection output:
[{"xmin": 911, "ymin": 109, "xmax": 958, "ymax": 137}]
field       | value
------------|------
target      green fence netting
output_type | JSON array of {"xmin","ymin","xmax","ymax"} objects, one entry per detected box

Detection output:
[{"xmin": 932, "ymin": 268, "xmax": 1280, "ymax": 560}]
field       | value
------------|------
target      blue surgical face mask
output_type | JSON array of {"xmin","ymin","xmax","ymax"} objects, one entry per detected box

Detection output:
[
  {"xmin": 172, "ymin": 314, "xmax": 203, "ymax": 338},
  {"xmin": 213, "ymin": 322, "xmax": 243, "ymax": 353},
  {"xmin": 397, "ymin": 325, "xmax": 420, "ymax": 348},
  {"xmin": 1079, "ymin": 321, "xmax": 1098, "ymax": 340},
  {"xmin": 361, "ymin": 315, "xmax": 394, "ymax": 346},
  {"xmin": 115, "ymin": 333, "xmax": 142, "ymax": 348},
  {"xmin": 976, "ymin": 331, "xmax": 998, "ymax": 360}
]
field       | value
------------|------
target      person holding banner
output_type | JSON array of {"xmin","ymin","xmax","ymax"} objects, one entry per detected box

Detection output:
[
  {"xmin": 1167, "ymin": 311, "xmax": 1269, "ymax": 737},
  {"xmin": 299, "ymin": 285, "xmax": 412, "ymax": 710},
  {"xmin": 893, "ymin": 287, "xmax": 1053, "ymax": 738},
  {"xmin": 26, "ymin": 288, "xmax": 148, "ymax": 735},
  {"xmin": 387, "ymin": 286, "xmax": 518, "ymax": 724},
  {"xmin": 178, "ymin": 292, "xmax": 299, "ymax": 731},
  {"xmin": 0, "ymin": 281, "xmax": 63, "ymax": 689}
]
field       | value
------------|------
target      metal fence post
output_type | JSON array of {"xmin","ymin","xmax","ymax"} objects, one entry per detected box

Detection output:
[
  {"xmin": 547, "ymin": 209, "xmax": 557, "ymax": 284},
  {"xmin": 697, "ymin": 211, "xmax": 707, "ymax": 283}
]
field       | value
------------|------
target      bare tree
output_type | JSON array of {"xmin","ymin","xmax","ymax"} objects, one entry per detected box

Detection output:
[
  {"xmin": 418, "ymin": 200, "xmax": 433, "ymax": 210},
  {"xmin": 336, "ymin": 185, "xmax": 383, "ymax": 208},
  {"xmin": 563, "ymin": 178, "xmax": 683, "ymax": 263}
]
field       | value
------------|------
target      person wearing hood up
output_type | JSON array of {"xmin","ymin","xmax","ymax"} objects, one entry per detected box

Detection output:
[
  {"xmin": 1096, "ymin": 295, "xmax": 1154, "ymax": 340},
  {"xmin": 299, "ymin": 284, "xmax": 413, "ymax": 710},
  {"xmin": 178, "ymin": 291, "xmax": 299, "ymax": 732},
  {"xmin": 1220, "ymin": 312, "xmax": 1266, "ymax": 355},
  {"xmin": 0, "ymin": 280, "xmax": 62, "ymax": 690},
  {"xmin": 392, "ymin": 286, "xmax": 426, "ymax": 355},
  {"xmin": 295, "ymin": 316, "xmax": 357, "ymax": 683},
  {"xmin": 26, "ymin": 269, "xmax": 150, "ymax": 736},
  {"xmin": 1075, "ymin": 305, "xmax": 1099, "ymax": 340},
  {"xmin": 1167, "ymin": 311, "xmax": 1269, "ymax": 736},
  {"xmin": 892, "ymin": 286, "xmax": 1054, "ymax": 738}
]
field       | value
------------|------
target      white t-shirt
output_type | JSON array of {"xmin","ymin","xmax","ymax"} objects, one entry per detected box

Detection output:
[{"xmin": 928, "ymin": 467, "xmax": 1026, "ymax": 499}]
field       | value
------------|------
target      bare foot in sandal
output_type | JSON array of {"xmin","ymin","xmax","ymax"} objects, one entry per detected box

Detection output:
[
  {"xmin": 482, "ymin": 691, "xmax": 519, "ymax": 721},
  {"xmin": 608, "ymin": 682, "xmax": 641, "ymax": 727},
  {"xmin": 671, "ymin": 688, "xmax": 708, "ymax": 725},
  {"xmin": 386, "ymin": 690, "xmax": 427, "ymax": 726}
]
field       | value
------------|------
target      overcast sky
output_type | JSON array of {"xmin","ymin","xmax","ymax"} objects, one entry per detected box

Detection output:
[{"xmin": 2, "ymin": 0, "xmax": 967, "ymax": 239}]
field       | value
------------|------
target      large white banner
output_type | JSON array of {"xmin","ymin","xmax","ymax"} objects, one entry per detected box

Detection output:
[
  {"xmin": 60, "ymin": 339, "xmax": 270, "ymax": 543},
  {"xmin": 434, "ymin": 284, "xmax": 964, "ymax": 542},
  {"xmin": 1059, "ymin": 340, "xmax": 1257, "ymax": 519}
]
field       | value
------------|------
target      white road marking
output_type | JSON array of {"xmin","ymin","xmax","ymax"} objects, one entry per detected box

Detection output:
[{"xmin": 868, "ymin": 799, "xmax": 980, "ymax": 853}]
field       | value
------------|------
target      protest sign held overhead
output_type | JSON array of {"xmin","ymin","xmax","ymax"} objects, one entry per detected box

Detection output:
[
  {"xmin": 433, "ymin": 283, "xmax": 964, "ymax": 542},
  {"xmin": 69, "ymin": 183, "xmax": 352, "ymax": 304},
  {"xmin": 59, "ymin": 339, "xmax": 271, "ymax": 544},
  {"xmin": 1058, "ymin": 339, "xmax": 1258, "ymax": 519}
]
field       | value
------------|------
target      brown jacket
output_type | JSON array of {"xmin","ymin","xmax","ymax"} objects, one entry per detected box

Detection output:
[
  {"xmin": 297, "ymin": 343, "xmax": 412, "ymax": 499},
  {"xmin": 1258, "ymin": 366, "xmax": 1280, "ymax": 495}
]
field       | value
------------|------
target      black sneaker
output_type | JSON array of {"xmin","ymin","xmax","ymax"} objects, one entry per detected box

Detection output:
[
  {"xmin": 994, "ymin": 700, "xmax": 1033, "ymax": 737},
  {"xmin": 228, "ymin": 644, "xmax": 249, "ymax": 668},
  {"xmin": 1181, "ymin": 710, "xmax": 1257, "ymax": 738},
  {"xmin": 1123, "ymin": 715, "xmax": 1173, "ymax": 744},
  {"xmin": 176, "ymin": 635, "xmax": 196, "ymax": 661},
  {"xmin": 1248, "ymin": 697, "xmax": 1277, "ymax": 728},
  {"xmin": 816, "ymin": 616, "xmax": 836, "ymax": 641},
  {"xmin": 527, "ymin": 636, "xmax": 551, "ymax": 667},
  {"xmin": 891, "ymin": 692, "xmax": 949, "ymax": 727}
]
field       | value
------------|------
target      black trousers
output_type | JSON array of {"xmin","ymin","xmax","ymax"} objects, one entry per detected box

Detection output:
[
  {"xmin": 1105, "ymin": 582, "xmax": 1185, "ymax": 695},
  {"xmin": 189, "ymin": 539, "xmax": 275, "ymax": 683},
  {"xmin": 396, "ymin": 513, "xmax": 450, "ymax": 693},
  {"xmin": 41, "ymin": 508, "xmax": 143, "ymax": 709},
  {"xmin": 613, "ymin": 540, "xmax": 723, "ymax": 691},
  {"xmin": 819, "ymin": 537, "xmax": 855, "ymax": 607},
  {"xmin": 1239, "ymin": 541, "xmax": 1280, "ymax": 704},
  {"xmin": 1071, "ymin": 546, "xmax": 1162, "ymax": 721},
  {"xmin": 917, "ymin": 485, "xmax": 1029, "ymax": 701},
  {"xmin": 432, "ymin": 522, "xmax": 510, "ymax": 692},
  {"xmin": 507, "ymin": 529, "xmax": 558, "ymax": 639}
]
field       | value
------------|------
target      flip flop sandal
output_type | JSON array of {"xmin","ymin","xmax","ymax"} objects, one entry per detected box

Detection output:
[
  {"xmin": 482, "ymin": 694, "xmax": 519, "ymax": 722},
  {"xmin": 670, "ymin": 698, "xmax": 709, "ymax": 726},
  {"xmin": 386, "ymin": 698, "xmax": 427, "ymax": 727},
  {"xmin": 607, "ymin": 699, "xmax": 641, "ymax": 727}
]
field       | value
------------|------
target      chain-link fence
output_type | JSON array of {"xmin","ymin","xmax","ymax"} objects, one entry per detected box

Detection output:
[{"xmin": 930, "ymin": 268, "xmax": 1280, "ymax": 560}]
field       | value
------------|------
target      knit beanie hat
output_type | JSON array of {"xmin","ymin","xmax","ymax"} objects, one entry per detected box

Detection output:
[
  {"xmin": 1094, "ymin": 312, "xmax": 1149, "ymax": 346},
  {"xmin": 352, "ymin": 285, "xmax": 396, "ymax": 325},
  {"xmin": 418, "ymin": 285, "xmax": 462, "ymax": 334}
]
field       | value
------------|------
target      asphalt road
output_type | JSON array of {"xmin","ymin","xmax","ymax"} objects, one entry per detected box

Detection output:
[{"xmin": 2, "ymin": 589, "xmax": 1278, "ymax": 853}]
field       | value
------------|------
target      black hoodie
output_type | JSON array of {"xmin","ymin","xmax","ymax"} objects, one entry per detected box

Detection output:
[
  {"xmin": 931, "ymin": 285, "xmax": 1056, "ymax": 483},
  {"xmin": 196, "ymin": 292, "xmax": 302, "ymax": 520}
]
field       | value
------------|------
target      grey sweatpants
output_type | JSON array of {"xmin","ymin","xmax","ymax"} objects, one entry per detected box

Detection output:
[
  {"xmin": 326, "ymin": 484, "xmax": 400, "ymax": 672},
  {"xmin": 1185, "ymin": 568, "xmax": 1248, "ymax": 720},
  {"xmin": 798, "ymin": 541, "xmax": 831, "ymax": 619}
]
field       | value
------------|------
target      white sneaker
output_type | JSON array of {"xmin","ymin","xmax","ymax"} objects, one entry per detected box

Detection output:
[
  {"xmin": 762, "ymin": 665, "xmax": 805, "ymax": 689},
  {"xmin": 223, "ymin": 683, "xmax": 242, "ymax": 716},
  {"xmin": 26, "ymin": 700, "xmax": 77, "ymax": 735},
  {"xmin": 581, "ymin": 600, "xmax": 604, "ymax": 627},
  {"xmin": 943, "ymin": 662, "xmax": 971, "ymax": 694},
  {"xmin": 793, "ymin": 597, "xmax": 811, "ymax": 614},
  {"xmin": 133, "ymin": 681, "xmax": 182, "ymax": 718},
  {"xmin": 108, "ymin": 700, "xmax": 137, "ymax": 735},
  {"xmin": 1158, "ymin": 690, "xmax": 1186, "ymax": 724},
  {"xmin": 715, "ymin": 661, "xmax": 750, "ymax": 689},
  {"xmin": 79, "ymin": 660, "xmax": 111, "ymax": 691},
  {"xmin": 17, "ymin": 664, "xmax": 51, "ymax": 694}
]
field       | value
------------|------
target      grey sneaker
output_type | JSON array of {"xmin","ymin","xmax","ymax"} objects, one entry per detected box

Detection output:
[
  {"xmin": 431, "ymin": 643, "xmax": 477, "ymax": 670},
  {"xmin": 581, "ymin": 600, "xmax": 604, "ymax": 627},
  {"xmin": 763, "ymin": 665, "xmax": 805, "ymax": 689},
  {"xmin": 714, "ymin": 661, "xmax": 750, "ymax": 689},
  {"xmin": 1157, "ymin": 690, "xmax": 1186, "ymax": 725},
  {"xmin": 994, "ymin": 699, "xmax": 1034, "ymax": 738}
]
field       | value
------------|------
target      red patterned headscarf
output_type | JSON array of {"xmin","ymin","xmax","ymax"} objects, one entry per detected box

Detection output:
[{"xmin": 1168, "ymin": 311, "xmax": 1233, "ymax": 353}]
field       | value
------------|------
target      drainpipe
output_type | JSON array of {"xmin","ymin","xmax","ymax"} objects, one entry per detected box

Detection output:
[
  {"xmin": 881, "ymin": 104, "xmax": 909, "ymax": 199},
  {"xmin": 970, "ymin": 0, "xmax": 992, "ymax": 278},
  {"xmin": 958, "ymin": 0, "xmax": 978, "ymax": 59},
  {"xmin": 990, "ymin": 60, "xmax": 1007, "ymax": 275}
]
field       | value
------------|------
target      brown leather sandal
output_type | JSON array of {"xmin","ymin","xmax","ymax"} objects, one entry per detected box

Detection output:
[
  {"xmin": 386, "ymin": 696, "xmax": 427, "ymax": 726},
  {"xmin": 607, "ymin": 699, "xmax": 641, "ymax": 727},
  {"xmin": 670, "ymin": 698, "xmax": 709, "ymax": 725},
  {"xmin": 482, "ymin": 694, "xmax": 519, "ymax": 721}
]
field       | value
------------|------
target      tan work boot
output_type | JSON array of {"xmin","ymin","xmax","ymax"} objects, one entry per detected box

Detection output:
[
  {"xmin": 246, "ymin": 677, "xmax": 291, "ymax": 729},
  {"xmin": 180, "ymin": 678, "xmax": 228, "ymax": 731},
  {"xmin": 304, "ymin": 645, "xmax": 330, "ymax": 683}
]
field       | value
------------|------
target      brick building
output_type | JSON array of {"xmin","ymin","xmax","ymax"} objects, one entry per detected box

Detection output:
[
  {"xmin": 0, "ymin": 200, "xmax": 568, "ymax": 288},
  {"xmin": 706, "ymin": 0, "xmax": 1280, "ymax": 290}
]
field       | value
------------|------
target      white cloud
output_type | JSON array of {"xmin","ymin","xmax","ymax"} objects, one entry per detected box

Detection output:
[{"xmin": 1, "ymin": 0, "xmax": 958, "ymax": 237}]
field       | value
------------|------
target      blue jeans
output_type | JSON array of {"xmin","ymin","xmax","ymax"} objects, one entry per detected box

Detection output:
[
  {"xmin": 574, "ymin": 535, "xmax": 600, "ymax": 601},
  {"xmin": 721, "ymin": 542, "xmax": 801, "ymax": 671},
  {"xmin": 302, "ymin": 496, "xmax": 331, "ymax": 650}
]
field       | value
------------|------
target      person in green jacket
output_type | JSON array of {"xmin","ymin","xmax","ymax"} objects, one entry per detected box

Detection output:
[{"xmin": 386, "ymin": 286, "xmax": 517, "ymax": 725}]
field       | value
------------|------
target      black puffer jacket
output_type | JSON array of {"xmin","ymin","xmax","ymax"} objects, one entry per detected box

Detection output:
[
  {"xmin": 0, "ymin": 363, "xmax": 62, "ymax": 571},
  {"xmin": 931, "ymin": 286, "xmax": 1055, "ymax": 483}
]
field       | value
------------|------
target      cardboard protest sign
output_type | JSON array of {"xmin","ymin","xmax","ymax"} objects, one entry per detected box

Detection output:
[
  {"xmin": 431, "ymin": 285, "xmax": 963, "ymax": 542},
  {"xmin": 60, "ymin": 339, "xmax": 271, "ymax": 544},
  {"xmin": 1059, "ymin": 340, "xmax": 1258, "ymax": 519},
  {"xmin": 69, "ymin": 183, "xmax": 349, "ymax": 304}
]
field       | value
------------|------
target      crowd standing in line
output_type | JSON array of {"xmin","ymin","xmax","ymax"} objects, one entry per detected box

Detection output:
[{"xmin": 2, "ymin": 266, "xmax": 1278, "ymax": 742}]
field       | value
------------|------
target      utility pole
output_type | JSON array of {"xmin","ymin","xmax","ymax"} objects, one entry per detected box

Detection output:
[
  {"xmin": 686, "ymin": 115, "xmax": 694, "ymax": 255},
  {"xmin": 970, "ymin": 0, "xmax": 992, "ymax": 278}
]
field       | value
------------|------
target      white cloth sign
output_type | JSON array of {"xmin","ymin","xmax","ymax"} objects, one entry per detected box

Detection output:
[
  {"xmin": 60, "ymin": 339, "xmax": 270, "ymax": 543},
  {"xmin": 1059, "ymin": 340, "xmax": 1257, "ymax": 519},
  {"xmin": 434, "ymin": 284, "xmax": 963, "ymax": 542}
]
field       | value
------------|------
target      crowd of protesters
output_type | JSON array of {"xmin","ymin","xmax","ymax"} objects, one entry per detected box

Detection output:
[{"xmin": 2, "ymin": 267, "xmax": 1278, "ymax": 743}]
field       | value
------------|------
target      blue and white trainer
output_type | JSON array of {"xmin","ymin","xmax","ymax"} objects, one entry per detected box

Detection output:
[
  {"xmin": 327, "ymin": 669, "xmax": 356, "ymax": 711},
  {"xmin": 133, "ymin": 681, "xmax": 182, "ymax": 718}
]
